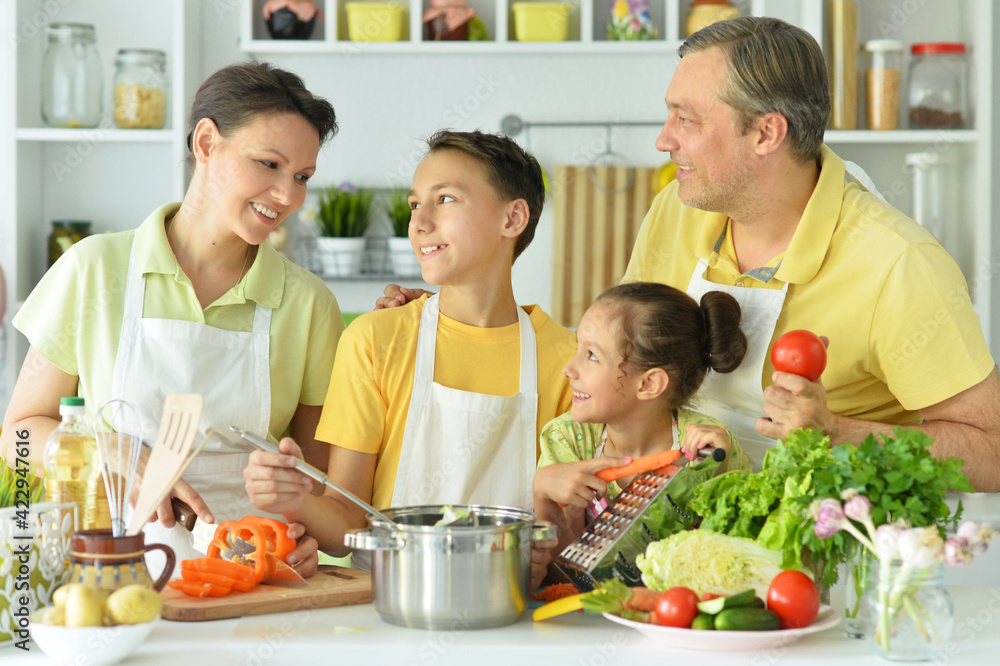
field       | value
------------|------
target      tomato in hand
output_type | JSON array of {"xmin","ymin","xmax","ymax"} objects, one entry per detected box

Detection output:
[
  {"xmin": 767, "ymin": 570, "xmax": 820, "ymax": 629},
  {"xmin": 654, "ymin": 587, "xmax": 700, "ymax": 628},
  {"xmin": 771, "ymin": 330, "xmax": 827, "ymax": 382}
]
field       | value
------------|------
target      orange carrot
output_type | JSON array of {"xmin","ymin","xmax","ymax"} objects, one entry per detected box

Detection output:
[
  {"xmin": 532, "ymin": 583, "xmax": 580, "ymax": 603},
  {"xmin": 596, "ymin": 450, "xmax": 683, "ymax": 482}
]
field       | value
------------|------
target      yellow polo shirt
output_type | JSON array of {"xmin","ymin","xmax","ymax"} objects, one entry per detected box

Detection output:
[
  {"xmin": 14, "ymin": 203, "xmax": 344, "ymax": 441},
  {"xmin": 315, "ymin": 294, "xmax": 577, "ymax": 509},
  {"xmin": 623, "ymin": 145, "xmax": 994, "ymax": 424}
]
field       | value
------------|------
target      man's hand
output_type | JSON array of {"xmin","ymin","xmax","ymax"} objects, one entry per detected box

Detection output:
[
  {"xmin": 756, "ymin": 371, "xmax": 837, "ymax": 441},
  {"xmin": 374, "ymin": 284, "xmax": 432, "ymax": 310}
]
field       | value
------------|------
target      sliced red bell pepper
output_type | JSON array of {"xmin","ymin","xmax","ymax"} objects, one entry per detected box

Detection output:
[
  {"xmin": 167, "ymin": 578, "xmax": 234, "ymax": 598},
  {"xmin": 240, "ymin": 515, "xmax": 297, "ymax": 562}
]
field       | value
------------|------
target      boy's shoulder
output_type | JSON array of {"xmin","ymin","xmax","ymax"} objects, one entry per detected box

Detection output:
[
  {"xmin": 521, "ymin": 304, "xmax": 576, "ymax": 346},
  {"xmin": 344, "ymin": 294, "xmax": 428, "ymax": 336}
]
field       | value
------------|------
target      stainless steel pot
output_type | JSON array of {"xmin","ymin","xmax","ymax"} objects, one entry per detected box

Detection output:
[{"xmin": 345, "ymin": 504, "xmax": 557, "ymax": 630}]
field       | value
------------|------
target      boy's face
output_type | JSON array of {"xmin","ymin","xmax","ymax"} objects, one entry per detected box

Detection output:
[
  {"xmin": 407, "ymin": 149, "xmax": 513, "ymax": 286},
  {"xmin": 562, "ymin": 302, "xmax": 637, "ymax": 425}
]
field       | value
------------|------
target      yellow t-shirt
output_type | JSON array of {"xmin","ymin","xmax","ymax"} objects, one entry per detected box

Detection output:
[
  {"xmin": 623, "ymin": 145, "xmax": 994, "ymax": 424},
  {"xmin": 538, "ymin": 409, "xmax": 752, "ymax": 500},
  {"xmin": 13, "ymin": 203, "xmax": 344, "ymax": 441},
  {"xmin": 315, "ymin": 294, "xmax": 577, "ymax": 509}
]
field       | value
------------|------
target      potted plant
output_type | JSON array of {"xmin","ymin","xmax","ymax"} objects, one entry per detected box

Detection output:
[
  {"xmin": 385, "ymin": 188, "xmax": 420, "ymax": 277},
  {"xmin": 0, "ymin": 463, "xmax": 76, "ymax": 646},
  {"xmin": 311, "ymin": 182, "xmax": 374, "ymax": 277}
]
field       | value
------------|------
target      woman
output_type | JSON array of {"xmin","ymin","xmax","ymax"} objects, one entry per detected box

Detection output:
[{"xmin": 1, "ymin": 62, "xmax": 341, "ymax": 576}]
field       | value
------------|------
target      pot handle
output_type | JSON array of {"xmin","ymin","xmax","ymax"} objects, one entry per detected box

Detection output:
[
  {"xmin": 532, "ymin": 521, "xmax": 558, "ymax": 543},
  {"xmin": 344, "ymin": 529, "xmax": 406, "ymax": 551}
]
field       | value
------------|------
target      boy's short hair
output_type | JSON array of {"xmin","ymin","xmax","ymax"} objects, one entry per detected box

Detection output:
[{"xmin": 426, "ymin": 130, "xmax": 544, "ymax": 262}]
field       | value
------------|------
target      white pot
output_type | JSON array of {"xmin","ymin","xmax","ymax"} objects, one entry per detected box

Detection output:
[
  {"xmin": 388, "ymin": 236, "xmax": 421, "ymax": 278},
  {"xmin": 315, "ymin": 236, "xmax": 366, "ymax": 277},
  {"xmin": 0, "ymin": 502, "xmax": 77, "ymax": 646}
]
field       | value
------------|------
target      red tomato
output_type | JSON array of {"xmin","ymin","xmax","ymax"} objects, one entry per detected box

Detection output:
[
  {"xmin": 767, "ymin": 570, "xmax": 820, "ymax": 629},
  {"xmin": 654, "ymin": 587, "xmax": 700, "ymax": 628},
  {"xmin": 771, "ymin": 330, "xmax": 827, "ymax": 382}
]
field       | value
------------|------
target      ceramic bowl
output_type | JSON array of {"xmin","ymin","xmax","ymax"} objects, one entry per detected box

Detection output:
[{"xmin": 31, "ymin": 619, "xmax": 158, "ymax": 666}]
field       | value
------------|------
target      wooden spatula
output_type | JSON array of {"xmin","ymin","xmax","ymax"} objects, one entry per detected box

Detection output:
[{"xmin": 126, "ymin": 394, "xmax": 204, "ymax": 536}]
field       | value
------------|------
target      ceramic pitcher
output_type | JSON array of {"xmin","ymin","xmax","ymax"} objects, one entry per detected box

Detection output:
[{"xmin": 68, "ymin": 528, "xmax": 175, "ymax": 592}]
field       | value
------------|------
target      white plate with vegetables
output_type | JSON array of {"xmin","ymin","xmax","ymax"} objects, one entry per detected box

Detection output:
[{"xmin": 603, "ymin": 605, "xmax": 839, "ymax": 651}]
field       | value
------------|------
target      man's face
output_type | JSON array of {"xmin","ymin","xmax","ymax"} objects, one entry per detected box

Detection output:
[{"xmin": 655, "ymin": 47, "xmax": 758, "ymax": 215}]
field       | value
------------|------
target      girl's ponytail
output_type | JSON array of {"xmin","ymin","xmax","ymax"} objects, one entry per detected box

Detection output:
[{"xmin": 699, "ymin": 291, "xmax": 747, "ymax": 374}]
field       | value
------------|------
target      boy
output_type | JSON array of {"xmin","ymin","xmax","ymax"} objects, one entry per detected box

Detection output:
[{"xmin": 244, "ymin": 131, "xmax": 577, "ymax": 575}]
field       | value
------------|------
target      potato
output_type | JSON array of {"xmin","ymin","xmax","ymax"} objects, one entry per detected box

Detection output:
[
  {"xmin": 52, "ymin": 584, "xmax": 70, "ymax": 608},
  {"xmin": 105, "ymin": 585, "xmax": 162, "ymax": 625},
  {"xmin": 30, "ymin": 605, "xmax": 66, "ymax": 626},
  {"xmin": 64, "ymin": 584, "xmax": 106, "ymax": 628}
]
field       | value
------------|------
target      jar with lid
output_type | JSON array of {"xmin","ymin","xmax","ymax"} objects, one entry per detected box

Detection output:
[
  {"xmin": 113, "ymin": 49, "xmax": 168, "ymax": 129},
  {"xmin": 909, "ymin": 43, "xmax": 968, "ymax": 129},
  {"xmin": 863, "ymin": 40, "xmax": 903, "ymax": 130},
  {"xmin": 48, "ymin": 220, "xmax": 90, "ymax": 267},
  {"xmin": 41, "ymin": 23, "xmax": 102, "ymax": 128}
]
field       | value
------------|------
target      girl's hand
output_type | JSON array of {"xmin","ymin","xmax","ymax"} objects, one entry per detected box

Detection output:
[
  {"xmin": 530, "ymin": 533, "xmax": 558, "ymax": 591},
  {"xmin": 680, "ymin": 424, "xmax": 731, "ymax": 461},
  {"xmin": 532, "ymin": 457, "xmax": 627, "ymax": 508},
  {"xmin": 283, "ymin": 521, "xmax": 319, "ymax": 578},
  {"xmin": 243, "ymin": 437, "xmax": 314, "ymax": 516}
]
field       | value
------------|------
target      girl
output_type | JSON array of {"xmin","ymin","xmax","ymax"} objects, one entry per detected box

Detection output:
[
  {"xmin": 533, "ymin": 282, "xmax": 752, "ymax": 554},
  {"xmin": 2, "ymin": 62, "xmax": 341, "ymax": 577}
]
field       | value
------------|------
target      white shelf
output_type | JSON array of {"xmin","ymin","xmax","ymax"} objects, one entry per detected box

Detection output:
[
  {"xmin": 15, "ymin": 128, "xmax": 179, "ymax": 143},
  {"xmin": 824, "ymin": 129, "xmax": 981, "ymax": 144},
  {"xmin": 240, "ymin": 37, "xmax": 682, "ymax": 54}
]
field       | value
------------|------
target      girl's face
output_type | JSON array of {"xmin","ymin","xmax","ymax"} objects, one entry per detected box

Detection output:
[
  {"xmin": 202, "ymin": 111, "xmax": 319, "ymax": 245},
  {"xmin": 562, "ymin": 302, "xmax": 638, "ymax": 425}
]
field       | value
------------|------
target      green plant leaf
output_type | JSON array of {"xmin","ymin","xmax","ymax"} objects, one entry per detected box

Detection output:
[{"xmin": 316, "ymin": 184, "xmax": 375, "ymax": 237}]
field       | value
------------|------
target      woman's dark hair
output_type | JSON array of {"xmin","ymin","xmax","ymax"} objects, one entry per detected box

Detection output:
[
  {"xmin": 186, "ymin": 61, "xmax": 337, "ymax": 162},
  {"xmin": 597, "ymin": 282, "xmax": 748, "ymax": 409}
]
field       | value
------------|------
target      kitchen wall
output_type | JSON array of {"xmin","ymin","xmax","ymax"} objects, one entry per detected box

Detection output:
[{"xmin": 199, "ymin": 3, "xmax": 675, "ymax": 314}]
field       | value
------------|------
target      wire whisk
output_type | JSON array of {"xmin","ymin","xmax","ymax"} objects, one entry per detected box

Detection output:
[{"xmin": 94, "ymin": 399, "xmax": 143, "ymax": 537}]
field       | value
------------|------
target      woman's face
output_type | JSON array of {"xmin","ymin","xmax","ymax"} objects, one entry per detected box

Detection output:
[{"xmin": 202, "ymin": 111, "xmax": 319, "ymax": 245}]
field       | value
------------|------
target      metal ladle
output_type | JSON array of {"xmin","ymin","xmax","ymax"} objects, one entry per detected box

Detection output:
[{"xmin": 223, "ymin": 425, "xmax": 399, "ymax": 529}]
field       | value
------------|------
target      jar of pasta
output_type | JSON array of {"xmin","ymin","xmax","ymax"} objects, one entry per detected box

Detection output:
[
  {"xmin": 863, "ymin": 40, "xmax": 903, "ymax": 130},
  {"xmin": 113, "ymin": 49, "xmax": 167, "ymax": 129}
]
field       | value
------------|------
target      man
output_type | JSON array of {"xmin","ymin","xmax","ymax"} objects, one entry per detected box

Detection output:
[
  {"xmin": 621, "ymin": 17, "xmax": 999, "ymax": 489},
  {"xmin": 378, "ymin": 17, "xmax": 999, "ymax": 491}
]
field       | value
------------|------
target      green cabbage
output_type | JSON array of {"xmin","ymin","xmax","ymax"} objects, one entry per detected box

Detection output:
[{"xmin": 635, "ymin": 530, "xmax": 785, "ymax": 598}]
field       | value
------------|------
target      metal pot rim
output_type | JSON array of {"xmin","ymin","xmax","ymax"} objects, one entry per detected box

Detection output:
[{"xmin": 368, "ymin": 503, "xmax": 537, "ymax": 533}]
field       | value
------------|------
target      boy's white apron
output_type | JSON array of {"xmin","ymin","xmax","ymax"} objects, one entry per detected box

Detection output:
[
  {"xmin": 111, "ymin": 241, "xmax": 272, "ymax": 577},
  {"xmin": 354, "ymin": 294, "xmax": 538, "ymax": 571}
]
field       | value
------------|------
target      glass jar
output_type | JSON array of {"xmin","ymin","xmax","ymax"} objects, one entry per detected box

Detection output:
[
  {"xmin": 863, "ymin": 562, "xmax": 954, "ymax": 661},
  {"xmin": 41, "ymin": 23, "xmax": 102, "ymax": 128},
  {"xmin": 113, "ymin": 49, "xmax": 168, "ymax": 129},
  {"xmin": 844, "ymin": 540, "xmax": 875, "ymax": 639},
  {"xmin": 863, "ymin": 40, "xmax": 903, "ymax": 130},
  {"xmin": 48, "ymin": 220, "xmax": 89, "ymax": 267},
  {"xmin": 909, "ymin": 43, "xmax": 968, "ymax": 129}
]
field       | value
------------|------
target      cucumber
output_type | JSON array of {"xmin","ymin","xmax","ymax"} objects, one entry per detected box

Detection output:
[
  {"xmin": 696, "ymin": 589, "xmax": 762, "ymax": 615},
  {"xmin": 691, "ymin": 613, "xmax": 716, "ymax": 630},
  {"xmin": 714, "ymin": 608, "xmax": 782, "ymax": 631}
]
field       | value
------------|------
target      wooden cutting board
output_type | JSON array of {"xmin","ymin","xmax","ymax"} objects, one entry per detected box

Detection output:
[{"xmin": 160, "ymin": 565, "xmax": 372, "ymax": 622}]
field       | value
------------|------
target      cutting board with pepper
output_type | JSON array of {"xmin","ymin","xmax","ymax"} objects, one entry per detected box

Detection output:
[{"xmin": 160, "ymin": 565, "xmax": 372, "ymax": 622}]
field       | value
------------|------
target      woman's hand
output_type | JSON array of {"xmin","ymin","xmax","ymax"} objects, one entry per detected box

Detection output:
[
  {"xmin": 243, "ymin": 437, "xmax": 314, "ymax": 516},
  {"xmin": 679, "ymin": 423, "xmax": 731, "ymax": 461},
  {"xmin": 374, "ymin": 284, "xmax": 433, "ymax": 310},
  {"xmin": 532, "ymin": 457, "xmax": 625, "ymax": 509},
  {"xmin": 283, "ymin": 521, "xmax": 319, "ymax": 578}
]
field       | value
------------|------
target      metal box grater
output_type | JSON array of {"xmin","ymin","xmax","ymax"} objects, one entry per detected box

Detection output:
[{"xmin": 554, "ymin": 450, "xmax": 723, "ymax": 591}]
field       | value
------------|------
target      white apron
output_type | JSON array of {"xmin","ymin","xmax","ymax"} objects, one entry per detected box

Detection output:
[
  {"xmin": 686, "ymin": 256, "xmax": 788, "ymax": 470},
  {"xmin": 111, "ymin": 241, "xmax": 272, "ymax": 576},
  {"xmin": 354, "ymin": 294, "xmax": 538, "ymax": 571}
]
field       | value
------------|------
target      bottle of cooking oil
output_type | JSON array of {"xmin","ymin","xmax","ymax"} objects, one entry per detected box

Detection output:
[{"xmin": 43, "ymin": 397, "xmax": 111, "ymax": 530}]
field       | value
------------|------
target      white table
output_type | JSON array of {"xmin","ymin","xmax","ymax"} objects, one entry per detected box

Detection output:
[{"xmin": 5, "ymin": 586, "xmax": 999, "ymax": 666}]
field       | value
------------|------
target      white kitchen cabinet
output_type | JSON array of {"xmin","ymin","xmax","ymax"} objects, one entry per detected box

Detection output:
[{"xmin": 1, "ymin": 0, "xmax": 996, "ymax": 408}]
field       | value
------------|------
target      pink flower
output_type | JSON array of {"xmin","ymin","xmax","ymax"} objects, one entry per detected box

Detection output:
[
  {"xmin": 945, "ymin": 536, "xmax": 974, "ymax": 566},
  {"xmin": 811, "ymin": 498, "xmax": 846, "ymax": 539}
]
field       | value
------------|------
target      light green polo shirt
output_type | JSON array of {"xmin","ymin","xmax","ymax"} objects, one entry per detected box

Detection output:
[
  {"xmin": 14, "ymin": 203, "xmax": 344, "ymax": 441},
  {"xmin": 623, "ymin": 145, "xmax": 994, "ymax": 424}
]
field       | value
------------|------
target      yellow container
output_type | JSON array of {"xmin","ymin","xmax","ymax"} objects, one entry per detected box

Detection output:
[
  {"xmin": 345, "ymin": 2, "xmax": 406, "ymax": 42},
  {"xmin": 513, "ymin": 3, "xmax": 571, "ymax": 42}
]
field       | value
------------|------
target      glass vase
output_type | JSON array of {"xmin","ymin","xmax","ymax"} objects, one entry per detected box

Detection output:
[
  {"xmin": 863, "ymin": 561, "xmax": 953, "ymax": 661},
  {"xmin": 845, "ymin": 539, "xmax": 874, "ymax": 639}
]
